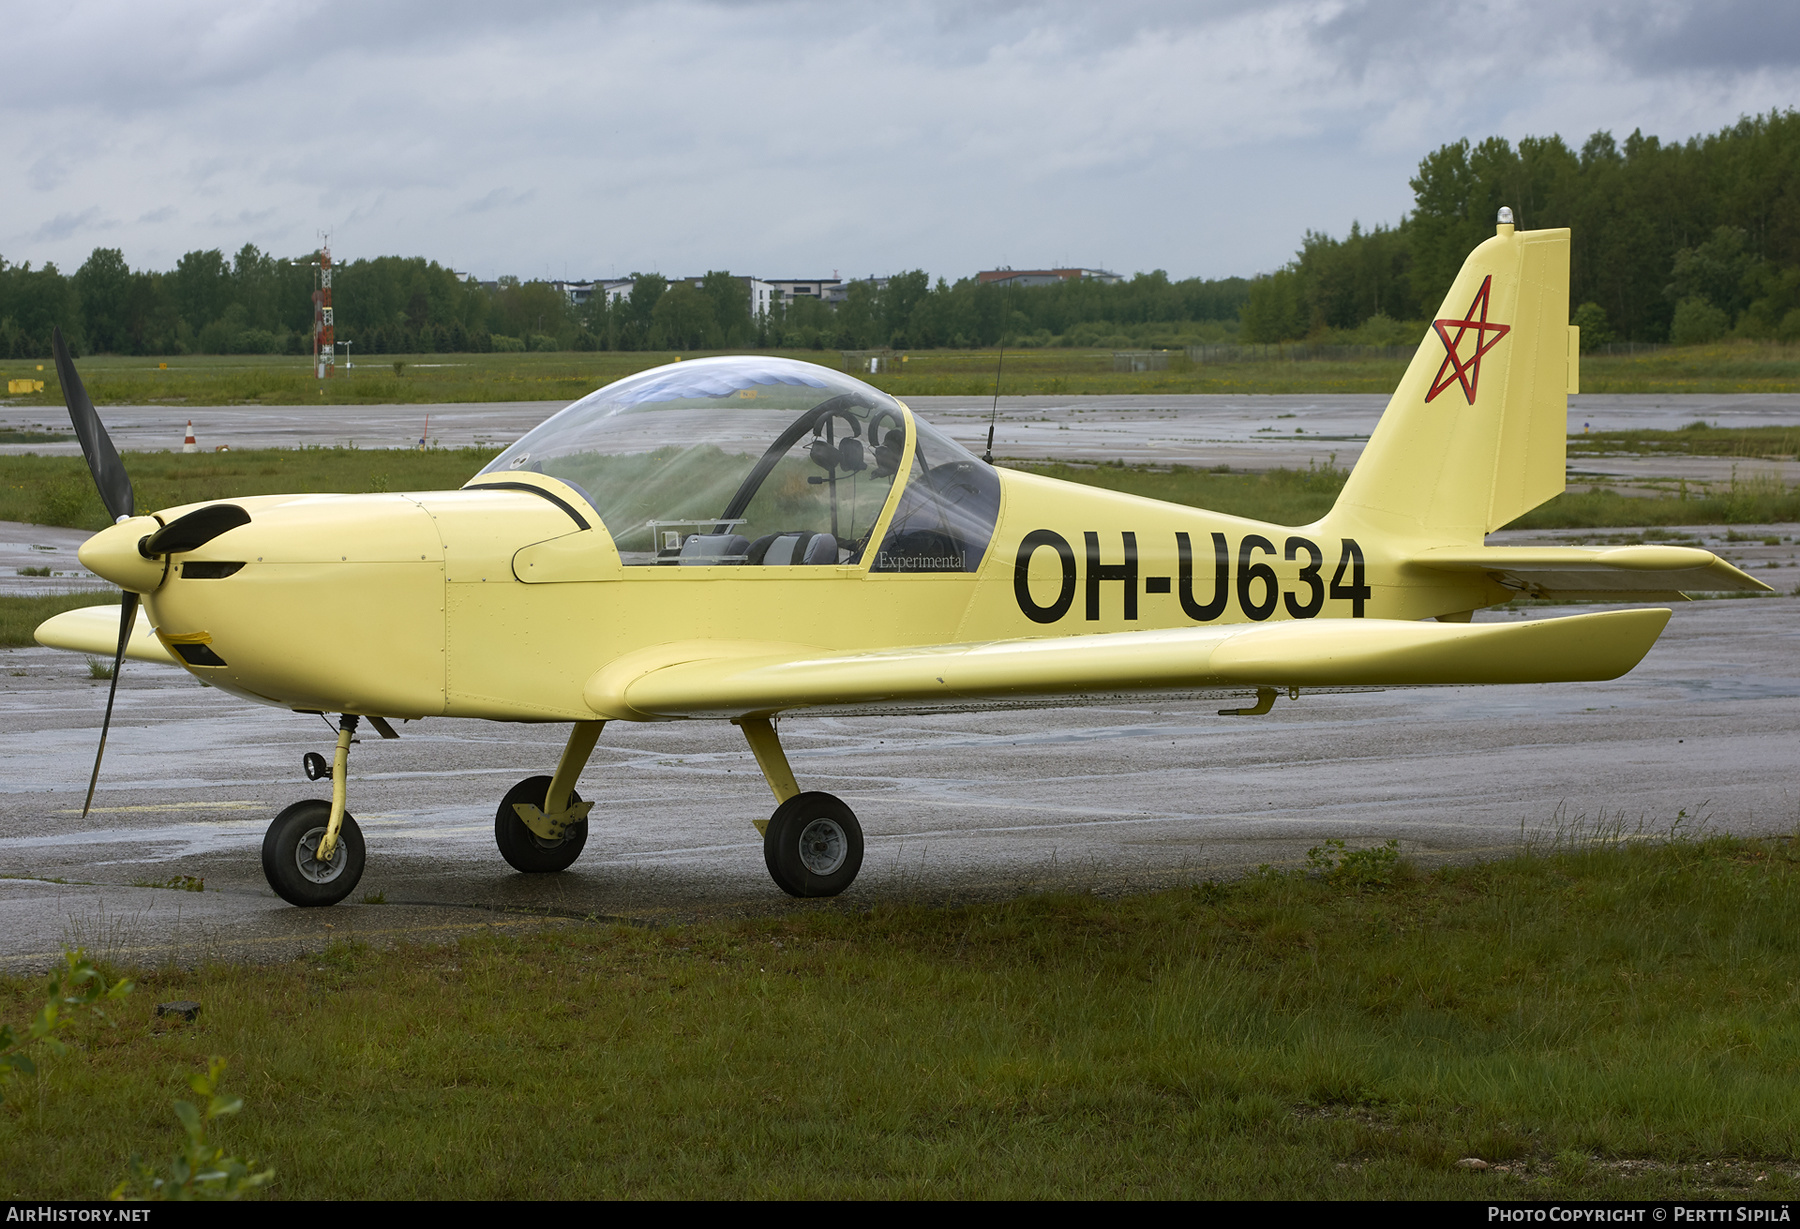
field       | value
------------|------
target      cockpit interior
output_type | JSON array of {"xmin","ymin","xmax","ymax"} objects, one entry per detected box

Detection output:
[{"xmin": 477, "ymin": 356, "xmax": 1003, "ymax": 572}]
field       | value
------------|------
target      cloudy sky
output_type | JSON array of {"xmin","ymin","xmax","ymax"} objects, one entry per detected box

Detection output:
[{"xmin": 3, "ymin": 0, "xmax": 1796, "ymax": 284}]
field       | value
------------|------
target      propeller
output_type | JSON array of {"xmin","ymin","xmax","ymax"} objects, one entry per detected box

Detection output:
[
  {"xmin": 83, "ymin": 592, "xmax": 138, "ymax": 819},
  {"xmin": 53, "ymin": 328, "xmax": 140, "ymax": 818},
  {"xmin": 141, "ymin": 503, "xmax": 250, "ymax": 556},
  {"xmin": 54, "ymin": 328, "xmax": 132, "ymax": 523},
  {"xmin": 54, "ymin": 333, "xmax": 255, "ymax": 817}
]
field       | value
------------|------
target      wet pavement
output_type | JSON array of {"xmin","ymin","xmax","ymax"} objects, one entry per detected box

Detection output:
[
  {"xmin": 0, "ymin": 522, "xmax": 108, "ymax": 597},
  {"xmin": 2, "ymin": 592, "xmax": 1796, "ymax": 973}
]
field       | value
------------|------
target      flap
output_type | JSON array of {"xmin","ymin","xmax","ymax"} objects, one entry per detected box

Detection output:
[
  {"xmin": 588, "ymin": 608, "xmax": 1672, "ymax": 719},
  {"xmin": 35, "ymin": 603, "xmax": 177, "ymax": 664}
]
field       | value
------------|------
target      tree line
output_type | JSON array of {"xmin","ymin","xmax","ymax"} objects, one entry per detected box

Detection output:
[
  {"xmin": 1243, "ymin": 109, "xmax": 1800, "ymax": 346},
  {"xmin": 0, "ymin": 246, "xmax": 545, "ymax": 360},
  {"xmin": 0, "ymin": 245, "xmax": 1253, "ymax": 358},
  {"xmin": 6, "ymin": 108, "xmax": 1796, "ymax": 360}
]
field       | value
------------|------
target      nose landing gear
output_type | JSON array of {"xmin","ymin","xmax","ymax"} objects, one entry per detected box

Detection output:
[{"xmin": 262, "ymin": 714, "xmax": 366, "ymax": 906}]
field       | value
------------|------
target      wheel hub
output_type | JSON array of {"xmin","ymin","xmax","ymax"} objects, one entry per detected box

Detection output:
[
  {"xmin": 796, "ymin": 817, "xmax": 847, "ymax": 876},
  {"xmin": 295, "ymin": 825, "xmax": 347, "ymax": 884}
]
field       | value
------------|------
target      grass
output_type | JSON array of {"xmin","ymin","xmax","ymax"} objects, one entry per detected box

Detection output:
[
  {"xmin": 0, "ymin": 591, "xmax": 118, "ymax": 648},
  {"xmin": 1015, "ymin": 460, "xmax": 1351, "ymax": 526},
  {"xmin": 1569, "ymin": 424, "xmax": 1800, "ymax": 460},
  {"xmin": 5, "ymin": 833, "xmax": 1800, "ymax": 1199},
  {"xmin": 0, "ymin": 447, "xmax": 503, "ymax": 533},
  {"xmin": 1578, "ymin": 340, "xmax": 1800, "ymax": 393},
  {"xmin": 1014, "ymin": 460, "xmax": 1800, "ymax": 529},
  {"xmin": 1513, "ymin": 470, "xmax": 1800, "ymax": 529},
  {"xmin": 9, "ymin": 339, "xmax": 1800, "ymax": 406}
]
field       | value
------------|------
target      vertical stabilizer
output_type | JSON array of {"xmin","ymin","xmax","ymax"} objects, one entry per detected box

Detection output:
[{"xmin": 1333, "ymin": 218, "xmax": 1576, "ymax": 545}]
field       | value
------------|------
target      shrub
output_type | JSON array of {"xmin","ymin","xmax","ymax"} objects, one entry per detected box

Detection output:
[
  {"xmin": 112, "ymin": 1059, "xmax": 274, "ymax": 1201},
  {"xmin": 1670, "ymin": 297, "xmax": 1728, "ymax": 346},
  {"xmin": 1304, "ymin": 838, "xmax": 1403, "ymax": 888},
  {"xmin": 1571, "ymin": 301, "xmax": 1614, "ymax": 350}
]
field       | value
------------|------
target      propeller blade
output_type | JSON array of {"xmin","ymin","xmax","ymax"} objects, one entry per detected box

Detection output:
[
  {"xmin": 52, "ymin": 328, "xmax": 133, "ymax": 524},
  {"xmin": 81, "ymin": 592, "xmax": 138, "ymax": 820},
  {"xmin": 142, "ymin": 504, "xmax": 250, "ymax": 555}
]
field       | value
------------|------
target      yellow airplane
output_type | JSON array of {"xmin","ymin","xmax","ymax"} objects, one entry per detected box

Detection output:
[{"xmin": 38, "ymin": 212, "xmax": 1769, "ymax": 907}]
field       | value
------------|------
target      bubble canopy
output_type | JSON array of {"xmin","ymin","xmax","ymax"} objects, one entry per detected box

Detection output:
[{"xmin": 474, "ymin": 356, "xmax": 978, "ymax": 567}]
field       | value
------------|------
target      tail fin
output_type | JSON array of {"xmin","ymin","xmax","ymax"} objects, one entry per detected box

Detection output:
[{"xmin": 1332, "ymin": 218, "xmax": 1578, "ymax": 546}]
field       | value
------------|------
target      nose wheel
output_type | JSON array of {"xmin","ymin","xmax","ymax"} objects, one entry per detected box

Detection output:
[
  {"xmin": 262, "ymin": 713, "xmax": 366, "ymax": 906},
  {"xmin": 262, "ymin": 799, "xmax": 366, "ymax": 906}
]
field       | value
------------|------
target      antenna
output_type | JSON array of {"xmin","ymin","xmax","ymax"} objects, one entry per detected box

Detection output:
[
  {"xmin": 983, "ymin": 343, "xmax": 1005, "ymax": 464},
  {"xmin": 316, "ymin": 234, "xmax": 334, "ymax": 379}
]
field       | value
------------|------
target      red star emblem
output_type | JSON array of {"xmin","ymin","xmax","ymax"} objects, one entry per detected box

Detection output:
[{"xmin": 1425, "ymin": 274, "xmax": 1510, "ymax": 404}]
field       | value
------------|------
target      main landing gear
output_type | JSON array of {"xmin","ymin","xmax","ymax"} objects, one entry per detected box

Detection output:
[
  {"xmin": 494, "ymin": 720, "xmax": 602, "ymax": 873},
  {"xmin": 490, "ymin": 715, "xmax": 866, "ymax": 898},
  {"xmin": 737, "ymin": 716, "xmax": 864, "ymax": 897},
  {"xmin": 262, "ymin": 713, "xmax": 864, "ymax": 905}
]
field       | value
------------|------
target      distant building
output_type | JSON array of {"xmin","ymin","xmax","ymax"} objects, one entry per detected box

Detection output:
[
  {"xmin": 975, "ymin": 267, "xmax": 1123, "ymax": 288},
  {"xmin": 503, "ymin": 272, "xmax": 905, "ymax": 321},
  {"xmin": 765, "ymin": 278, "xmax": 844, "ymax": 308},
  {"xmin": 547, "ymin": 279, "xmax": 636, "ymax": 307}
]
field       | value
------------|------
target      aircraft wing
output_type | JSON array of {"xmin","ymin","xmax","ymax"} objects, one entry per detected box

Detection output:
[
  {"xmin": 587, "ymin": 607, "xmax": 1672, "ymax": 720},
  {"xmin": 34, "ymin": 603, "xmax": 178, "ymax": 664},
  {"xmin": 1410, "ymin": 544, "xmax": 1771, "ymax": 601}
]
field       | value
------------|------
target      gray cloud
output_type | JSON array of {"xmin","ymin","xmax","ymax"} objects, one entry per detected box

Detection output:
[
  {"xmin": 1, "ymin": 1, "xmax": 1793, "ymax": 280},
  {"xmin": 1595, "ymin": 0, "xmax": 1800, "ymax": 73},
  {"xmin": 29, "ymin": 207, "xmax": 109, "ymax": 245}
]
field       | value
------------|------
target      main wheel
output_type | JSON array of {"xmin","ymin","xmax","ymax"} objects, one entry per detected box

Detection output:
[
  {"xmin": 764, "ymin": 791, "xmax": 864, "ymax": 898},
  {"xmin": 261, "ymin": 800, "xmax": 366, "ymax": 907},
  {"xmin": 494, "ymin": 774, "xmax": 588, "ymax": 873}
]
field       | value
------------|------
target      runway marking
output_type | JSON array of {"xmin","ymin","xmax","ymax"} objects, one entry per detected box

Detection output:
[{"xmin": 54, "ymin": 801, "xmax": 263, "ymax": 814}]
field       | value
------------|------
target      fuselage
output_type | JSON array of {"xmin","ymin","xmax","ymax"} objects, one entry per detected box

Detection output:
[{"xmin": 79, "ymin": 411, "xmax": 1504, "ymax": 723}]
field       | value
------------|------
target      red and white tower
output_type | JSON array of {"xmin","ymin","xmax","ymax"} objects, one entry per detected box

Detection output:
[{"xmin": 313, "ymin": 236, "xmax": 336, "ymax": 379}]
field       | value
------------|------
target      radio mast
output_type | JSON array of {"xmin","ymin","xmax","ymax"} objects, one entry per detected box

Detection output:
[{"xmin": 313, "ymin": 235, "xmax": 336, "ymax": 379}]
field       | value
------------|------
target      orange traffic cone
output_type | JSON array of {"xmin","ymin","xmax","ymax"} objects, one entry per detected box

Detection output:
[{"xmin": 182, "ymin": 421, "xmax": 198, "ymax": 453}]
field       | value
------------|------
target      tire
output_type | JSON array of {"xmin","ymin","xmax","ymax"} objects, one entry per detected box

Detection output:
[
  {"xmin": 763, "ymin": 791, "xmax": 864, "ymax": 898},
  {"xmin": 261, "ymin": 800, "xmax": 366, "ymax": 907},
  {"xmin": 494, "ymin": 774, "xmax": 588, "ymax": 873}
]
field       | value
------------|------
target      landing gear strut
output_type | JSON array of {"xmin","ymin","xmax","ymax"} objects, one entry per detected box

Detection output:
[
  {"xmin": 736, "ymin": 716, "xmax": 863, "ymax": 898},
  {"xmin": 262, "ymin": 714, "xmax": 366, "ymax": 906},
  {"xmin": 495, "ymin": 720, "xmax": 603, "ymax": 873}
]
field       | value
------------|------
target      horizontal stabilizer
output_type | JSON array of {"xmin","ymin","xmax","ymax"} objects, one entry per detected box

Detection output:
[
  {"xmin": 587, "ymin": 608, "xmax": 1672, "ymax": 720},
  {"xmin": 1412, "ymin": 544, "xmax": 1770, "ymax": 599},
  {"xmin": 35, "ymin": 603, "xmax": 176, "ymax": 664}
]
